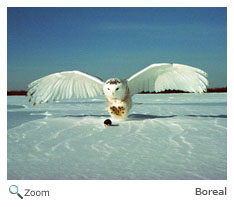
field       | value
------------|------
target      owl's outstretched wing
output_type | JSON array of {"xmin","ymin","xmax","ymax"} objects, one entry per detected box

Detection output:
[
  {"xmin": 27, "ymin": 71, "xmax": 104, "ymax": 105},
  {"xmin": 127, "ymin": 63, "xmax": 209, "ymax": 96}
]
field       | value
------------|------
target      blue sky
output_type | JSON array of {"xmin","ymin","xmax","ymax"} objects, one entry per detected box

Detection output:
[{"xmin": 7, "ymin": 7, "xmax": 227, "ymax": 90}]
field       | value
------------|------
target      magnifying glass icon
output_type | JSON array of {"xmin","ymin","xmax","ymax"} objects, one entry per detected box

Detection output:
[{"xmin": 9, "ymin": 185, "xmax": 23, "ymax": 199}]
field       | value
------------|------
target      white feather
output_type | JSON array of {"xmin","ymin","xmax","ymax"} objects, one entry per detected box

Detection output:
[
  {"xmin": 27, "ymin": 71, "xmax": 104, "ymax": 104},
  {"xmin": 127, "ymin": 63, "xmax": 209, "ymax": 96}
]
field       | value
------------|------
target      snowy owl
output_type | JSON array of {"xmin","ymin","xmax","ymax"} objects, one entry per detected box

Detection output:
[{"xmin": 27, "ymin": 63, "xmax": 209, "ymax": 119}]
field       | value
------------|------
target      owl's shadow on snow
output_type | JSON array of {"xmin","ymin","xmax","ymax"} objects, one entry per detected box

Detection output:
[
  {"xmin": 63, "ymin": 114, "xmax": 177, "ymax": 121},
  {"xmin": 127, "ymin": 114, "xmax": 177, "ymax": 120},
  {"xmin": 63, "ymin": 114, "xmax": 226, "ymax": 122}
]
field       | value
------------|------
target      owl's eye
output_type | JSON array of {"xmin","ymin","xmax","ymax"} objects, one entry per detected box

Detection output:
[{"xmin": 116, "ymin": 88, "xmax": 119, "ymax": 91}]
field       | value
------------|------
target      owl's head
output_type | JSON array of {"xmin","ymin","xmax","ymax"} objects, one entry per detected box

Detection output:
[{"xmin": 103, "ymin": 78, "xmax": 127, "ymax": 99}]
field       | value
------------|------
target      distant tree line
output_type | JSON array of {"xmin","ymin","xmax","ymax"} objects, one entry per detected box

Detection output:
[
  {"xmin": 7, "ymin": 90, "xmax": 27, "ymax": 96},
  {"xmin": 7, "ymin": 87, "xmax": 227, "ymax": 96}
]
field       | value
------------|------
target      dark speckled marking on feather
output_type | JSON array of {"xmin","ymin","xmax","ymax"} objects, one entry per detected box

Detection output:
[
  {"xmin": 110, "ymin": 106, "xmax": 126, "ymax": 118},
  {"xmin": 106, "ymin": 79, "xmax": 121, "ymax": 85}
]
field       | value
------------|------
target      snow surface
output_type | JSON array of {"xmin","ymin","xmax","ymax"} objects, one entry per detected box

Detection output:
[{"xmin": 7, "ymin": 93, "xmax": 227, "ymax": 180}]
